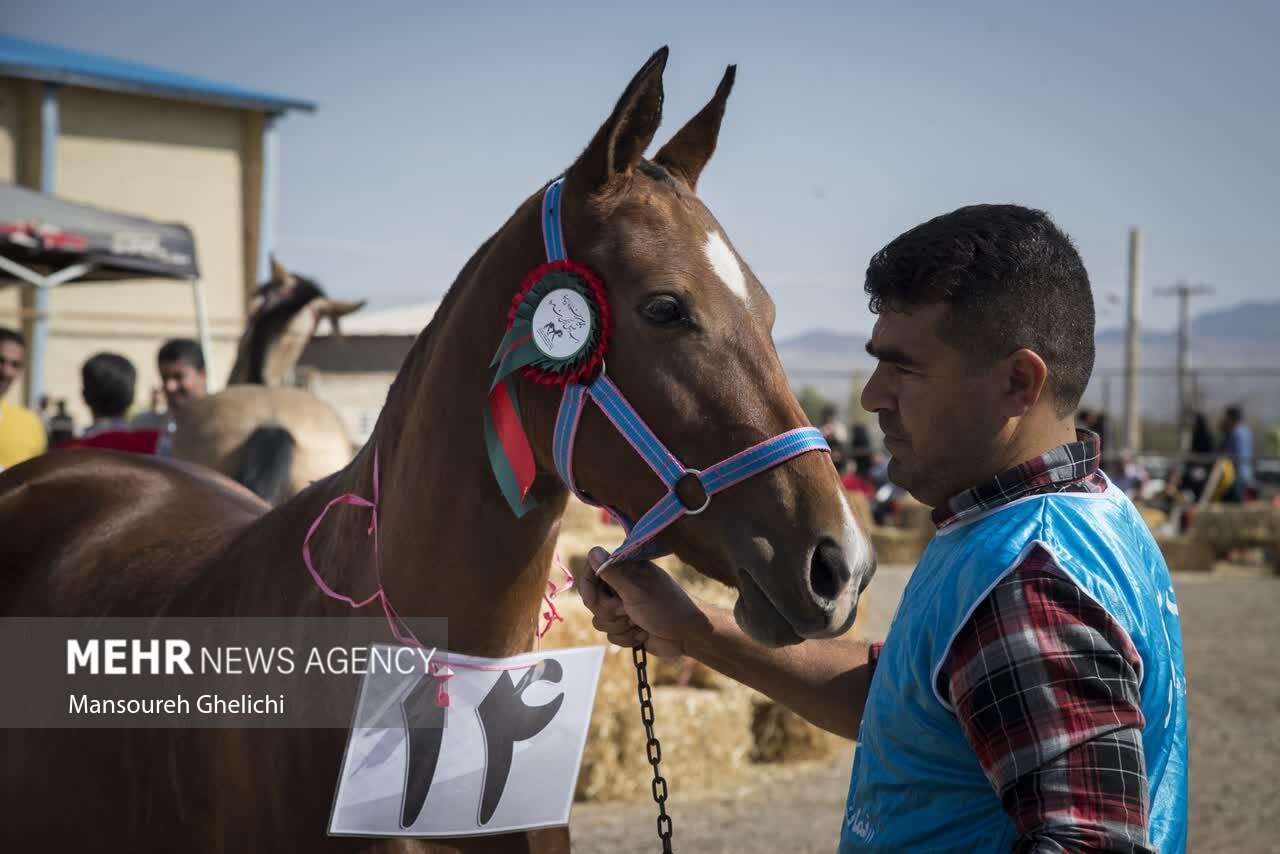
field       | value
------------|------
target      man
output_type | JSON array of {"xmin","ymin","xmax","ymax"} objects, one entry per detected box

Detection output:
[
  {"xmin": 0, "ymin": 326, "xmax": 47, "ymax": 470},
  {"xmin": 819, "ymin": 404, "xmax": 850, "ymax": 471},
  {"xmin": 1220, "ymin": 405, "xmax": 1254, "ymax": 502},
  {"xmin": 79, "ymin": 352, "xmax": 138, "ymax": 436},
  {"xmin": 132, "ymin": 338, "xmax": 208, "ymax": 453},
  {"xmin": 157, "ymin": 338, "xmax": 208, "ymax": 413},
  {"xmin": 64, "ymin": 353, "xmax": 160, "ymax": 455},
  {"xmin": 579, "ymin": 205, "xmax": 1188, "ymax": 852}
]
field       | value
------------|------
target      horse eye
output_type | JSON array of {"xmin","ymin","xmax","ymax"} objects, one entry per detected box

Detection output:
[{"xmin": 640, "ymin": 294, "xmax": 687, "ymax": 326}]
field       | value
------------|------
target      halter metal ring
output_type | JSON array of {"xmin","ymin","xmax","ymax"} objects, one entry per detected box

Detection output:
[{"xmin": 677, "ymin": 468, "xmax": 711, "ymax": 515}]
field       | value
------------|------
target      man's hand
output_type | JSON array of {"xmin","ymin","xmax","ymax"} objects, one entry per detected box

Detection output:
[
  {"xmin": 576, "ymin": 547, "xmax": 713, "ymax": 658},
  {"xmin": 578, "ymin": 546, "xmax": 875, "ymax": 740}
]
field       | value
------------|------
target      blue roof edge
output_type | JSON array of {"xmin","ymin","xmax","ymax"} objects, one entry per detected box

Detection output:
[{"xmin": 0, "ymin": 34, "xmax": 316, "ymax": 114}]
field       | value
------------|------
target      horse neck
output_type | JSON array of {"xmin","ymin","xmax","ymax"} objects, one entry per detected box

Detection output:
[
  {"xmin": 227, "ymin": 292, "xmax": 317, "ymax": 387},
  {"xmin": 260, "ymin": 325, "xmax": 312, "ymax": 386},
  {"xmin": 309, "ymin": 195, "xmax": 570, "ymax": 656}
]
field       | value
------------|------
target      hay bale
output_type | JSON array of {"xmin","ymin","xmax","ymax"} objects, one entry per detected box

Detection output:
[
  {"xmin": 844, "ymin": 490, "xmax": 874, "ymax": 534},
  {"xmin": 894, "ymin": 496, "xmax": 935, "ymax": 537},
  {"xmin": 657, "ymin": 558, "xmax": 738, "ymax": 608},
  {"xmin": 561, "ymin": 495, "xmax": 612, "ymax": 538},
  {"xmin": 648, "ymin": 655, "xmax": 737, "ymax": 692},
  {"xmin": 870, "ymin": 526, "xmax": 926, "ymax": 566},
  {"xmin": 1156, "ymin": 533, "xmax": 1215, "ymax": 574},
  {"xmin": 576, "ymin": 685, "xmax": 754, "ymax": 802},
  {"xmin": 1191, "ymin": 505, "xmax": 1280, "ymax": 551},
  {"xmin": 1139, "ymin": 507, "xmax": 1170, "ymax": 535},
  {"xmin": 748, "ymin": 691, "xmax": 850, "ymax": 763}
]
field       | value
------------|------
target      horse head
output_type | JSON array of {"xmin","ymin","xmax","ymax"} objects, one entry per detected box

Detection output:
[
  {"xmin": 228, "ymin": 257, "xmax": 365, "ymax": 386},
  {"xmin": 517, "ymin": 49, "xmax": 875, "ymax": 646}
]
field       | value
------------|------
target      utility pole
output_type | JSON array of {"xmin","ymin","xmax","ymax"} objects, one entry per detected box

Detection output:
[
  {"xmin": 1123, "ymin": 228, "xmax": 1143, "ymax": 453},
  {"xmin": 1155, "ymin": 281, "xmax": 1214, "ymax": 449}
]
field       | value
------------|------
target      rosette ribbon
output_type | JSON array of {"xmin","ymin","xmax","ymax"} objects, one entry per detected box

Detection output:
[{"xmin": 484, "ymin": 259, "xmax": 611, "ymax": 517}]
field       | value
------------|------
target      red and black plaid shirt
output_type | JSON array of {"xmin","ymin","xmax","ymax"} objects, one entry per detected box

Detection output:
[{"xmin": 875, "ymin": 431, "xmax": 1152, "ymax": 853}]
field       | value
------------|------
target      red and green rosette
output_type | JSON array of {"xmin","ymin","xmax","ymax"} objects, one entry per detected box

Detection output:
[{"xmin": 485, "ymin": 260, "xmax": 611, "ymax": 516}]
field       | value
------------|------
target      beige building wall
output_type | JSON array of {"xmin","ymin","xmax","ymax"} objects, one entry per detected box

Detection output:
[
  {"xmin": 0, "ymin": 81, "xmax": 259, "ymax": 425},
  {"xmin": 298, "ymin": 368, "xmax": 393, "ymax": 446}
]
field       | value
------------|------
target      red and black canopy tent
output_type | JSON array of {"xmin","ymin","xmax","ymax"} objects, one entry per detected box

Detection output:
[{"xmin": 0, "ymin": 182, "xmax": 214, "ymax": 407}]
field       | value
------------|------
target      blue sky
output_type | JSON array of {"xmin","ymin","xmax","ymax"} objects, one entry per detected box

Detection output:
[{"xmin": 8, "ymin": 1, "xmax": 1278, "ymax": 338}]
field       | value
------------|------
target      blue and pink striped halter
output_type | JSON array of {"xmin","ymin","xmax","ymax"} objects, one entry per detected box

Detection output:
[{"xmin": 539, "ymin": 177, "xmax": 832, "ymax": 570}]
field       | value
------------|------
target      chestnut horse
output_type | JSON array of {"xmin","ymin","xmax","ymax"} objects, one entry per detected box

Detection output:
[
  {"xmin": 173, "ymin": 259, "xmax": 365, "ymax": 503},
  {"xmin": 0, "ymin": 48, "xmax": 874, "ymax": 852}
]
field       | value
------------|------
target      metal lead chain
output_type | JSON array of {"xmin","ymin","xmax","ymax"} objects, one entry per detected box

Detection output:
[{"xmin": 633, "ymin": 644, "xmax": 674, "ymax": 853}]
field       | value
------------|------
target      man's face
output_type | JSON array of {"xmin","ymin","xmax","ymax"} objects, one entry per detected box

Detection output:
[
  {"xmin": 860, "ymin": 304, "xmax": 1008, "ymax": 507},
  {"xmin": 159, "ymin": 359, "xmax": 208, "ymax": 411},
  {"xmin": 0, "ymin": 340, "xmax": 24, "ymax": 399}
]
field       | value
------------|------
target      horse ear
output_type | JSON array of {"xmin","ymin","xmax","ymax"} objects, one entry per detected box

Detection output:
[
  {"xmin": 319, "ymin": 298, "xmax": 366, "ymax": 320},
  {"xmin": 654, "ymin": 65, "xmax": 736, "ymax": 191},
  {"xmin": 269, "ymin": 255, "xmax": 294, "ymax": 285},
  {"xmin": 565, "ymin": 46, "xmax": 669, "ymax": 195}
]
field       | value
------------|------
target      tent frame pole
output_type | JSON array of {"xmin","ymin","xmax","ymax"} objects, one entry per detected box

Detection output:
[{"xmin": 191, "ymin": 279, "xmax": 217, "ymax": 393}]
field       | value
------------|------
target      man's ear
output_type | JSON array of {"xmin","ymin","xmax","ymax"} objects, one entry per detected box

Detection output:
[{"xmin": 1003, "ymin": 348, "xmax": 1049, "ymax": 416}]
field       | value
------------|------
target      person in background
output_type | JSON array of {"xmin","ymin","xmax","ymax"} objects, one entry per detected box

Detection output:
[
  {"xmin": 158, "ymin": 338, "xmax": 208, "ymax": 413},
  {"xmin": 62, "ymin": 353, "xmax": 160, "ymax": 455},
  {"xmin": 1179, "ymin": 411, "xmax": 1216, "ymax": 503},
  {"xmin": 1220, "ymin": 405, "xmax": 1255, "ymax": 502},
  {"xmin": 0, "ymin": 326, "xmax": 47, "ymax": 471},
  {"xmin": 47, "ymin": 399, "xmax": 75, "ymax": 448},
  {"xmin": 849, "ymin": 422, "xmax": 873, "ymax": 476},
  {"xmin": 132, "ymin": 338, "xmax": 209, "ymax": 454},
  {"xmin": 35, "ymin": 394, "xmax": 53, "ymax": 430},
  {"xmin": 840, "ymin": 458, "xmax": 876, "ymax": 498},
  {"xmin": 1110, "ymin": 450, "xmax": 1150, "ymax": 499},
  {"xmin": 819, "ymin": 404, "xmax": 849, "ymax": 471},
  {"xmin": 79, "ymin": 353, "xmax": 137, "ymax": 436}
]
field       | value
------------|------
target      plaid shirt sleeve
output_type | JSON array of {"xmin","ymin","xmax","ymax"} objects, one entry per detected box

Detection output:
[{"xmin": 940, "ymin": 549, "xmax": 1153, "ymax": 853}]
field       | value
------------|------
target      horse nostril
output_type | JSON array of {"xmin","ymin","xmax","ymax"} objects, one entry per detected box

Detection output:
[{"xmin": 809, "ymin": 538, "xmax": 852, "ymax": 602}]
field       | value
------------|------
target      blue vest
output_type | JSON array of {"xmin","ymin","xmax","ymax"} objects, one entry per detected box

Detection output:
[{"xmin": 840, "ymin": 483, "xmax": 1188, "ymax": 852}]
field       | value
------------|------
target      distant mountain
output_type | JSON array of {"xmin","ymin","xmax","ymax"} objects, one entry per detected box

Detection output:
[
  {"xmin": 1097, "ymin": 300, "xmax": 1280, "ymax": 345},
  {"xmin": 778, "ymin": 300, "xmax": 1280, "ymax": 423},
  {"xmin": 775, "ymin": 330, "xmax": 875, "ymax": 412}
]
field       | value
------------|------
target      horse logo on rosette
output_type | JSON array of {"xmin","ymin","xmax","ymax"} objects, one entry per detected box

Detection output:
[{"xmin": 537, "ymin": 322, "xmax": 564, "ymax": 347}]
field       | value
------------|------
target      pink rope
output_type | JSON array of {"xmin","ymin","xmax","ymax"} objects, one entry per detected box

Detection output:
[
  {"xmin": 301, "ymin": 447, "xmax": 569, "ymax": 707},
  {"xmin": 535, "ymin": 552, "xmax": 575, "ymax": 649}
]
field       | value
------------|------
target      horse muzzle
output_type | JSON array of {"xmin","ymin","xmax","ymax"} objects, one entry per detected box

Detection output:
[{"xmin": 729, "ymin": 510, "xmax": 876, "ymax": 647}]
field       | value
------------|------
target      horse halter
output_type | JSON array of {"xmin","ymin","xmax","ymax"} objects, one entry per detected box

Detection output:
[{"xmin": 538, "ymin": 177, "xmax": 832, "ymax": 570}]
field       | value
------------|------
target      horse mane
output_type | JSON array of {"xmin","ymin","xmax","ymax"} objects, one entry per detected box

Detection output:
[
  {"xmin": 377, "ymin": 229, "xmax": 503, "ymax": 422},
  {"xmin": 235, "ymin": 276, "xmax": 326, "ymax": 385}
]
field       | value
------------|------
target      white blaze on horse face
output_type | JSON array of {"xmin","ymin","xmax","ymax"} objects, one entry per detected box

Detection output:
[{"xmin": 704, "ymin": 231, "xmax": 749, "ymax": 304}]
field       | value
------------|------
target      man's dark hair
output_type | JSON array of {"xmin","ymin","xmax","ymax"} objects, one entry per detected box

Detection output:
[
  {"xmin": 82, "ymin": 352, "xmax": 136, "ymax": 418},
  {"xmin": 865, "ymin": 204, "xmax": 1095, "ymax": 418},
  {"xmin": 158, "ymin": 338, "xmax": 206, "ymax": 372},
  {"xmin": 0, "ymin": 326, "xmax": 25, "ymax": 348}
]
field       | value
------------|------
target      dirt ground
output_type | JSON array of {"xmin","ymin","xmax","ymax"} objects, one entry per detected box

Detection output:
[{"xmin": 570, "ymin": 567, "xmax": 1280, "ymax": 853}]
